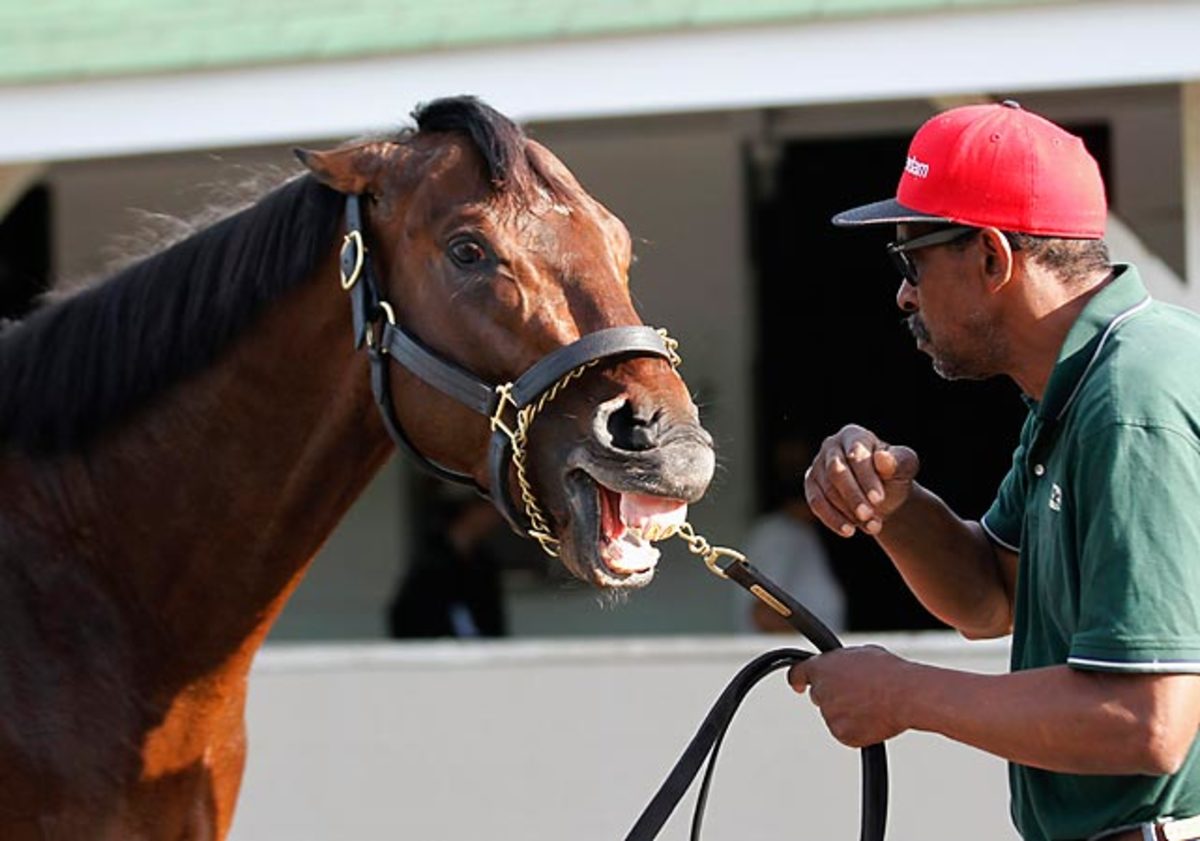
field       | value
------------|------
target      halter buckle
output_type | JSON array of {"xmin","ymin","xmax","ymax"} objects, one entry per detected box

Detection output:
[
  {"xmin": 340, "ymin": 230, "xmax": 366, "ymax": 291},
  {"xmin": 363, "ymin": 301, "xmax": 397, "ymax": 352}
]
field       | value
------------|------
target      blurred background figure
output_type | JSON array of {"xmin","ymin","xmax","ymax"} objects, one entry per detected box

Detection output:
[
  {"xmin": 736, "ymin": 435, "xmax": 846, "ymax": 634},
  {"xmin": 387, "ymin": 482, "xmax": 508, "ymax": 639}
]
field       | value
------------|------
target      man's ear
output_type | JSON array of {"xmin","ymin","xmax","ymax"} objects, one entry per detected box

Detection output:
[
  {"xmin": 293, "ymin": 141, "xmax": 400, "ymax": 196},
  {"xmin": 979, "ymin": 227, "xmax": 1015, "ymax": 292}
]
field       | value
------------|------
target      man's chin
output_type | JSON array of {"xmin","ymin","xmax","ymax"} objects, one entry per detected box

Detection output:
[{"xmin": 930, "ymin": 355, "xmax": 995, "ymax": 382}]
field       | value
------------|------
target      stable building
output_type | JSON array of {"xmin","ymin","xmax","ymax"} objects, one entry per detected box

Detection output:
[{"xmin": 3, "ymin": 6, "xmax": 1199, "ymax": 834}]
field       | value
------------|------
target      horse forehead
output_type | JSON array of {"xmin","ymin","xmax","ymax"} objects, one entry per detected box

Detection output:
[
  {"xmin": 405, "ymin": 140, "xmax": 490, "ymax": 203},
  {"xmin": 532, "ymin": 185, "xmax": 573, "ymax": 217},
  {"xmin": 513, "ymin": 206, "xmax": 628, "ymax": 279},
  {"xmin": 530, "ymin": 163, "xmax": 629, "ymax": 253},
  {"xmin": 399, "ymin": 134, "xmax": 630, "ymax": 259}
]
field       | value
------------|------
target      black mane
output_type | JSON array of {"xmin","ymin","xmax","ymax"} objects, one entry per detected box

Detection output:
[
  {"xmin": 0, "ymin": 96, "xmax": 551, "ymax": 457},
  {"xmin": 0, "ymin": 175, "xmax": 343, "ymax": 455},
  {"xmin": 412, "ymin": 96, "xmax": 568, "ymax": 198}
]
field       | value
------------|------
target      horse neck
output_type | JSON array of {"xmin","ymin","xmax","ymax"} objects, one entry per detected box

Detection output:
[{"xmin": 57, "ymin": 252, "xmax": 392, "ymax": 671}]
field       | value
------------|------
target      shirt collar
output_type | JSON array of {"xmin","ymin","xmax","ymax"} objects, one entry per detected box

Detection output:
[{"xmin": 1036, "ymin": 264, "xmax": 1152, "ymax": 422}]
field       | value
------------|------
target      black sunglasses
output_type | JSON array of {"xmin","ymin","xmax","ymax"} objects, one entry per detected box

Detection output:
[{"xmin": 885, "ymin": 225, "xmax": 979, "ymax": 286}]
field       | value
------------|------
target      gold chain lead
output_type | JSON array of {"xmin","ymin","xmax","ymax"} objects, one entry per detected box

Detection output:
[
  {"xmin": 507, "ymin": 360, "xmax": 599, "ymax": 557},
  {"xmin": 669, "ymin": 523, "xmax": 748, "ymax": 579}
]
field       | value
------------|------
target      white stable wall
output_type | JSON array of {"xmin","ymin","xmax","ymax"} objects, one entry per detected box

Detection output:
[{"xmin": 230, "ymin": 633, "xmax": 1015, "ymax": 841}]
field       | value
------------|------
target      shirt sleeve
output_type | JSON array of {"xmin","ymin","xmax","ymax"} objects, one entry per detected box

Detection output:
[
  {"xmin": 1067, "ymin": 422, "xmax": 1200, "ymax": 673},
  {"xmin": 980, "ymin": 416, "xmax": 1034, "ymax": 553}
]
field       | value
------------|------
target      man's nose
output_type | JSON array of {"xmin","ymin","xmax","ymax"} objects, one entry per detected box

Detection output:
[{"xmin": 895, "ymin": 279, "xmax": 918, "ymax": 313}]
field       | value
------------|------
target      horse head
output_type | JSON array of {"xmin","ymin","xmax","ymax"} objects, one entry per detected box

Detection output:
[{"xmin": 297, "ymin": 97, "xmax": 715, "ymax": 588}]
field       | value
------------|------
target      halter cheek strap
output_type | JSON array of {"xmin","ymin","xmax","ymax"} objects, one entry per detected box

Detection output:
[
  {"xmin": 339, "ymin": 194, "xmax": 677, "ymax": 547},
  {"xmin": 341, "ymin": 196, "xmax": 485, "ymax": 490}
]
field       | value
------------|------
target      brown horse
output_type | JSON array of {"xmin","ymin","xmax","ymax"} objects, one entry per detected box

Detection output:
[{"xmin": 0, "ymin": 97, "xmax": 714, "ymax": 841}]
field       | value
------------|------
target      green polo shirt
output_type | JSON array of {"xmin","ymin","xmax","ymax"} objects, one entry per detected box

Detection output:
[{"xmin": 981, "ymin": 265, "xmax": 1200, "ymax": 841}]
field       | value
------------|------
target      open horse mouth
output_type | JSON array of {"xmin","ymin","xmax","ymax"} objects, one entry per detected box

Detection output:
[
  {"xmin": 562, "ymin": 466, "xmax": 697, "ymax": 588},
  {"xmin": 549, "ymin": 398, "xmax": 716, "ymax": 588}
]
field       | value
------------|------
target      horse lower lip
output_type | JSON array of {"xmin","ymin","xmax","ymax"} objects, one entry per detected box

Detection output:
[{"xmin": 601, "ymin": 533, "xmax": 659, "ymax": 575}]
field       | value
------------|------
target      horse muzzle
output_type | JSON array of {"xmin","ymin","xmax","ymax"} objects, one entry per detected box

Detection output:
[{"xmin": 557, "ymin": 406, "xmax": 715, "ymax": 588}]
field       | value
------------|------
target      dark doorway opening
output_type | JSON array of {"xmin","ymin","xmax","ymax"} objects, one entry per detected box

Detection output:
[
  {"xmin": 0, "ymin": 184, "xmax": 53, "ymax": 321},
  {"xmin": 750, "ymin": 121, "xmax": 1111, "ymax": 631}
]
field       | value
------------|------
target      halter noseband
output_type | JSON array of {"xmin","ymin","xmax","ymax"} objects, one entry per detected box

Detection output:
[{"xmin": 338, "ymin": 194, "xmax": 679, "ymax": 555}]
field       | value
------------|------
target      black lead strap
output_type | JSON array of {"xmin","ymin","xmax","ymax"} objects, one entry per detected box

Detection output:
[{"xmin": 623, "ymin": 559, "xmax": 889, "ymax": 841}]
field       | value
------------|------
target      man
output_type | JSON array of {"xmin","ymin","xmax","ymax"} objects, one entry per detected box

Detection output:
[{"xmin": 790, "ymin": 101, "xmax": 1200, "ymax": 841}]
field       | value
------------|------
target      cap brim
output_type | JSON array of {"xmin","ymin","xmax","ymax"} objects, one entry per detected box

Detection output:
[{"xmin": 832, "ymin": 198, "xmax": 948, "ymax": 227}]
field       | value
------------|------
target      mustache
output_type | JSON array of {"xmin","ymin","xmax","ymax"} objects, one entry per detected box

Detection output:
[{"xmin": 905, "ymin": 314, "xmax": 931, "ymax": 343}]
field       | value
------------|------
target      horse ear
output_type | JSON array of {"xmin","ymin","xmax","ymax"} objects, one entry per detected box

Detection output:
[{"xmin": 293, "ymin": 142, "xmax": 397, "ymax": 195}]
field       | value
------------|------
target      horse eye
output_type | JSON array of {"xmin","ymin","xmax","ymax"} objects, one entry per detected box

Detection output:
[{"xmin": 448, "ymin": 238, "xmax": 489, "ymax": 268}]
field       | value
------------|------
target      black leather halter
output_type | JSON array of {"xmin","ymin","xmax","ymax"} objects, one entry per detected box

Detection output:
[{"xmin": 338, "ymin": 194, "xmax": 676, "ymax": 539}]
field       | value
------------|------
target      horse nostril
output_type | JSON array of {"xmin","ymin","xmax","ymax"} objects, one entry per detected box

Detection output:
[{"xmin": 604, "ymin": 399, "xmax": 661, "ymax": 452}]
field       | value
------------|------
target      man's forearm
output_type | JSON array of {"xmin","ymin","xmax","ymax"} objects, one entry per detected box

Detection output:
[
  {"xmin": 874, "ymin": 485, "xmax": 1013, "ymax": 637},
  {"xmin": 898, "ymin": 662, "xmax": 1199, "ymax": 775}
]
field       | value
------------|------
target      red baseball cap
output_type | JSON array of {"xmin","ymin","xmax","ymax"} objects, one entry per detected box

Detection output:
[{"xmin": 833, "ymin": 101, "xmax": 1107, "ymax": 238}]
